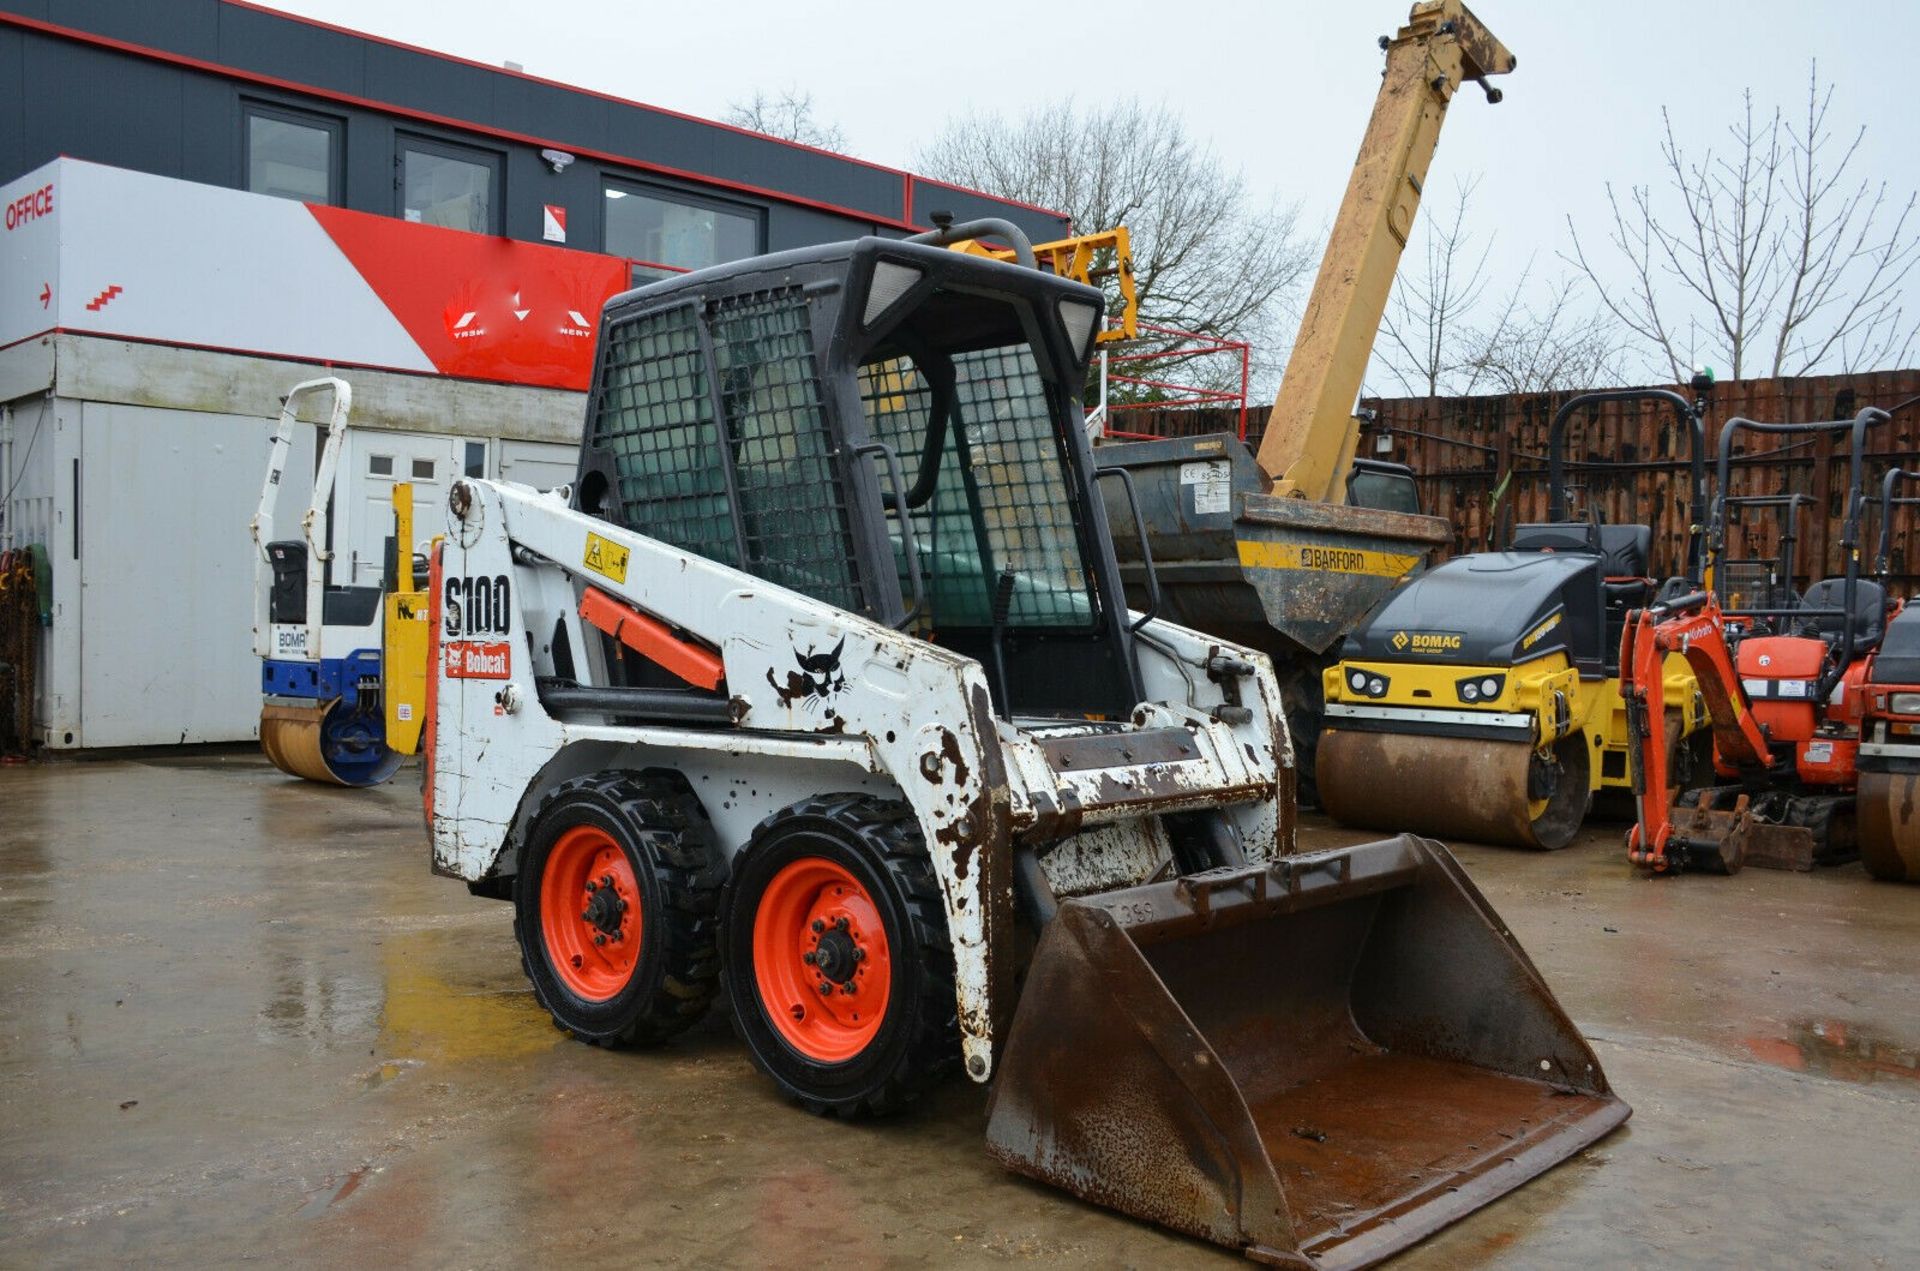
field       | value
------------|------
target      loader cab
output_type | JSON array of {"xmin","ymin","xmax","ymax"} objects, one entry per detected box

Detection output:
[{"xmin": 573, "ymin": 238, "xmax": 1140, "ymax": 720}]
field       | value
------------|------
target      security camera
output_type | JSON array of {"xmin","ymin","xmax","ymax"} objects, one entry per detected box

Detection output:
[{"xmin": 540, "ymin": 148, "xmax": 575, "ymax": 174}]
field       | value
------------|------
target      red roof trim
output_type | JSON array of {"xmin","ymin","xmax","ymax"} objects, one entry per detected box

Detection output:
[
  {"xmin": 1, "ymin": 12, "xmax": 945, "ymax": 230},
  {"xmin": 227, "ymin": 2, "xmax": 1068, "ymax": 220},
  {"xmin": 0, "ymin": 6, "xmax": 1070, "ymax": 230},
  {"xmin": 222, "ymin": 0, "xmax": 909, "ymax": 176}
]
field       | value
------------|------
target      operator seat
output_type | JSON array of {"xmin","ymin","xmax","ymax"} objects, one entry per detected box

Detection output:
[
  {"xmin": 1508, "ymin": 522, "xmax": 1652, "ymax": 579},
  {"xmin": 264, "ymin": 540, "xmax": 384, "ymax": 630},
  {"xmin": 1796, "ymin": 578, "xmax": 1888, "ymax": 651},
  {"xmin": 1511, "ymin": 523, "xmax": 1655, "ymax": 668}
]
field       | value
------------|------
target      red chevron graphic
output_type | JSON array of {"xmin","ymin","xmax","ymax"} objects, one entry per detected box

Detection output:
[{"xmin": 84, "ymin": 284, "xmax": 123, "ymax": 312}]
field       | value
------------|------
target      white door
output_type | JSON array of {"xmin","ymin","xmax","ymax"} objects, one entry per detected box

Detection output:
[
  {"xmin": 336, "ymin": 431, "xmax": 481, "ymax": 587},
  {"xmin": 77, "ymin": 402, "xmax": 284, "ymax": 746},
  {"xmin": 498, "ymin": 438, "xmax": 578, "ymax": 492}
]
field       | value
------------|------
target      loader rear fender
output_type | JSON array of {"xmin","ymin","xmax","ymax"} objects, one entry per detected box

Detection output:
[
  {"xmin": 492, "ymin": 739, "xmax": 903, "ymax": 889},
  {"xmin": 488, "ymin": 734, "xmax": 1011, "ymax": 1079}
]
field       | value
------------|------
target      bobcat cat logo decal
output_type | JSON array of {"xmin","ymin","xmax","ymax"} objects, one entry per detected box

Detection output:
[{"xmin": 767, "ymin": 636, "xmax": 847, "ymax": 706}]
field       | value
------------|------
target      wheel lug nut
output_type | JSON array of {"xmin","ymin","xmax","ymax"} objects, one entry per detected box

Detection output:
[
  {"xmin": 836, "ymin": 917, "xmax": 849, "ymax": 931},
  {"xmin": 842, "ymin": 983, "xmax": 856, "ymax": 995},
  {"xmin": 585, "ymin": 881, "xmax": 598, "ymax": 893},
  {"xmin": 594, "ymin": 934, "xmax": 606, "ymax": 946},
  {"xmin": 811, "ymin": 919, "xmax": 824, "ymax": 933},
  {"xmin": 581, "ymin": 909, "xmax": 593, "ymax": 921},
  {"xmin": 852, "ymin": 948, "xmax": 865, "ymax": 962},
  {"xmin": 610, "ymin": 930, "xmax": 622, "ymax": 943},
  {"xmin": 802, "ymin": 952, "xmax": 816, "ymax": 965},
  {"xmin": 818, "ymin": 982, "xmax": 832, "ymax": 996}
]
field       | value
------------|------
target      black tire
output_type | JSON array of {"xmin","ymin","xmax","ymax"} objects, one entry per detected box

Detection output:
[
  {"xmin": 513, "ymin": 770, "xmax": 720, "ymax": 1047},
  {"xmin": 721, "ymin": 795, "xmax": 956, "ymax": 1117}
]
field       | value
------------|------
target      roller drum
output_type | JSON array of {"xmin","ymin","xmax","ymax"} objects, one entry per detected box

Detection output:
[
  {"xmin": 259, "ymin": 699, "xmax": 400, "ymax": 787},
  {"xmin": 1859, "ymin": 771, "xmax": 1920, "ymax": 882},
  {"xmin": 1319, "ymin": 729, "xmax": 1589, "ymax": 850}
]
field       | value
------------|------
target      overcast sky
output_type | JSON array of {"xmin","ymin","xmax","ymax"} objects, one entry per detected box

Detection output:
[{"xmin": 259, "ymin": 0, "xmax": 1917, "ymax": 381}]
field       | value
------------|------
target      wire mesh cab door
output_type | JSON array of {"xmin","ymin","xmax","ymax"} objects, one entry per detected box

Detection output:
[{"xmin": 834, "ymin": 242, "xmax": 1140, "ymax": 720}]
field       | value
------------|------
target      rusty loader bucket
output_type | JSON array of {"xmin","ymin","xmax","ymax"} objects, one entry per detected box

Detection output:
[{"xmin": 986, "ymin": 836, "xmax": 1628, "ymax": 1268}]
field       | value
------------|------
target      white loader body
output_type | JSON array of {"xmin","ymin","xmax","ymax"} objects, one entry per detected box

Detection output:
[{"xmin": 427, "ymin": 476, "xmax": 1292, "ymax": 1080}]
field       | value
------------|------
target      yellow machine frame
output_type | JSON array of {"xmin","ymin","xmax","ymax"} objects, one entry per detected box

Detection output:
[
  {"xmin": 382, "ymin": 482, "xmax": 434, "ymax": 755},
  {"xmin": 1260, "ymin": 0, "xmax": 1513, "ymax": 502},
  {"xmin": 951, "ymin": 226, "xmax": 1137, "ymax": 343},
  {"xmin": 1324, "ymin": 651, "xmax": 1708, "ymax": 800}
]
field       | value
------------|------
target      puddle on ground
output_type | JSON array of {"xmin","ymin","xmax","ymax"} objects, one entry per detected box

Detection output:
[
  {"xmin": 297, "ymin": 1164, "xmax": 373, "ymax": 1218},
  {"xmin": 359, "ymin": 1057, "xmax": 425, "ymax": 1090},
  {"xmin": 1740, "ymin": 1019, "xmax": 1920, "ymax": 1086},
  {"xmin": 378, "ymin": 931, "xmax": 558, "ymax": 1063}
]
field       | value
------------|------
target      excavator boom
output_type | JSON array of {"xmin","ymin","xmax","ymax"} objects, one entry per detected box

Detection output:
[
  {"xmin": 1620, "ymin": 592, "xmax": 1778, "ymax": 872},
  {"xmin": 1259, "ymin": 0, "xmax": 1514, "ymax": 501}
]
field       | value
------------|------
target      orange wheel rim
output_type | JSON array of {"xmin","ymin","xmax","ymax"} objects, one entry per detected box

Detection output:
[
  {"xmin": 540, "ymin": 825, "xmax": 641, "ymax": 1001},
  {"xmin": 753, "ymin": 858, "xmax": 892, "ymax": 1063}
]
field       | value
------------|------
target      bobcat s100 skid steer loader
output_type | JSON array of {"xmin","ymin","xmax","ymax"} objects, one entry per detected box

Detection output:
[{"xmin": 421, "ymin": 223, "xmax": 1626, "ymax": 1267}]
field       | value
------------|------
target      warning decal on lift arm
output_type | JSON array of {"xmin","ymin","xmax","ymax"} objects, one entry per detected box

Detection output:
[
  {"xmin": 583, "ymin": 532, "xmax": 630, "ymax": 583},
  {"xmin": 1235, "ymin": 540, "xmax": 1422, "ymax": 579}
]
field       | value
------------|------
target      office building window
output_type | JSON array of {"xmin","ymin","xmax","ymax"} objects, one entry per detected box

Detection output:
[
  {"xmin": 244, "ymin": 105, "xmax": 340, "ymax": 204},
  {"xmin": 604, "ymin": 180, "xmax": 759, "ymax": 283},
  {"xmin": 399, "ymin": 138, "xmax": 501, "ymax": 234}
]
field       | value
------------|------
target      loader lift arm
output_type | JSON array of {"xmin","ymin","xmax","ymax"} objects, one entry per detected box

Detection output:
[
  {"xmin": 1259, "ymin": 0, "xmax": 1514, "ymax": 501},
  {"xmin": 1619, "ymin": 592, "xmax": 1774, "ymax": 871}
]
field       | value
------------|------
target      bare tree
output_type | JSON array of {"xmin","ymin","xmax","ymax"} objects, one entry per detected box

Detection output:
[
  {"xmin": 1568, "ymin": 64, "xmax": 1920, "ymax": 380},
  {"xmin": 724, "ymin": 87, "xmax": 847, "ymax": 152},
  {"xmin": 915, "ymin": 99, "xmax": 1312, "ymax": 389},
  {"xmin": 1375, "ymin": 176, "xmax": 1494, "ymax": 396},
  {"xmin": 1459, "ymin": 274, "xmax": 1626, "ymax": 394}
]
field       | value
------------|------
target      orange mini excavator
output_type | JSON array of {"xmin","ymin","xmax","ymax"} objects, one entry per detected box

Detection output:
[{"xmin": 1619, "ymin": 408, "xmax": 1900, "ymax": 874}]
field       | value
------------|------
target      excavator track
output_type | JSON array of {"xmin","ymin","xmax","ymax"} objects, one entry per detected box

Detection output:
[
  {"xmin": 1318, "ymin": 730, "xmax": 1588, "ymax": 850},
  {"xmin": 1859, "ymin": 771, "xmax": 1920, "ymax": 882}
]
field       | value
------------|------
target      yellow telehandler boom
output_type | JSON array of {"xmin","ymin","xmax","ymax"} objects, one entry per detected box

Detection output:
[{"xmin": 1260, "ymin": 0, "xmax": 1514, "ymax": 502}]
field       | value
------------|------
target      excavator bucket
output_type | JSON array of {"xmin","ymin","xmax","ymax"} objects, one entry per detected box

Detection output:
[{"xmin": 987, "ymin": 836, "xmax": 1627, "ymax": 1268}]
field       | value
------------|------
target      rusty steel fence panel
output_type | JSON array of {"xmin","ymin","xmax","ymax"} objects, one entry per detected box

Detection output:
[{"xmin": 1118, "ymin": 371, "xmax": 1920, "ymax": 594}]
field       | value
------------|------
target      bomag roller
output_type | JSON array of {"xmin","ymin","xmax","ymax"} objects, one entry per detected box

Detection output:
[
  {"xmin": 1319, "ymin": 386, "xmax": 1715, "ymax": 850},
  {"xmin": 420, "ymin": 218, "xmax": 1626, "ymax": 1265},
  {"xmin": 249, "ymin": 378, "xmax": 433, "ymax": 785},
  {"xmin": 1859, "ymin": 467, "xmax": 1920, "ymax": 881}
]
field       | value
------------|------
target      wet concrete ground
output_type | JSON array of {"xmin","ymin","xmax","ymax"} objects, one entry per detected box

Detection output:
[{"xmin": 2, "ymin": 752, "xmax": 1917, "ymax": 1269}]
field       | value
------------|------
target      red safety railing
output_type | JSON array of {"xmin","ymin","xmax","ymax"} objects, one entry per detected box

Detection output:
[{"xmin": 1094, "ymin": 323, "xmax": 1251, "ymax": 441}]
